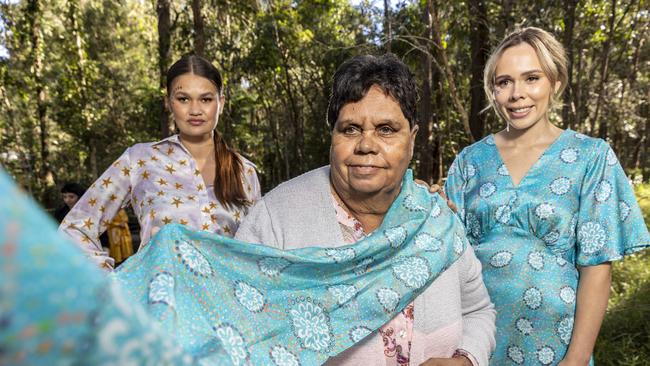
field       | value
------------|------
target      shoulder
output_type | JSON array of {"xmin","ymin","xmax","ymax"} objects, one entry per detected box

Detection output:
[
  {"xmin": 237, "ymin": 154, "xmax": 258, "ymax": 171},
  {"xmin": 561, "ymin": 130, "xmax": 612, "ymax": 162},
  {"xmin": 262, "ymin": 166, "xmax": 330, "ymax": 204},
  {"xmin": 458, "ymin": 135, "xmax": 495, "ymax": 161}
]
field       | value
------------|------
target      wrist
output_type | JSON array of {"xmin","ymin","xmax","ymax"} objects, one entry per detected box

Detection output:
[{"xmin": 452, "ymin": 350, "xmax": 473, "ymax": 366}]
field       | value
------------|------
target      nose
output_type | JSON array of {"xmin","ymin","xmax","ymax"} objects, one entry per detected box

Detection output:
[
  {"xmin": 509, "ymin": 81, "xmax": 524, "ymax": 101},
  {"xmin": 355, "ymin": 130, "xmax": 379, "ymax": 154},
  {"xmin": 189, "ymin": 100, "xmax": 202, "ymax": 116}
]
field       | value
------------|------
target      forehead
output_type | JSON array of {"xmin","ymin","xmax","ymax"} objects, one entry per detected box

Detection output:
[
  {"xmin": 495, "ymin": 43, "xmax": 543, "ymax": 75},
  {"xmin": 337, "ymin": 86, "xmax": 407, "ymax": 124},
  {"xmin": 170, "ymin": 73, "xmax": 218, "ymax": 93}
]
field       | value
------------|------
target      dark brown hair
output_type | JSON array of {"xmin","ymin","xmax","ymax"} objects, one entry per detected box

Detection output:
[{"xmin": 167, "ymin": 55, "xmax": 249, "ymax": 208}]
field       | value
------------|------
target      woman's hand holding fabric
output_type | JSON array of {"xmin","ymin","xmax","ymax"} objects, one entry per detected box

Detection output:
[{"xmin": 420, "ymin": 356, "xmax": 472, "ymax": 366}]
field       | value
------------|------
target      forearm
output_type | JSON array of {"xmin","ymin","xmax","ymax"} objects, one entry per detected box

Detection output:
[{"xmin": 562, "ymin": 263, "xmax": 611, "ymax": 364}]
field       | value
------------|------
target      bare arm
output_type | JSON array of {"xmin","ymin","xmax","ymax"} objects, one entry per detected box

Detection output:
[{"xmin": 560, "ymin": 263, "xmax": 612, "ymax": 365}]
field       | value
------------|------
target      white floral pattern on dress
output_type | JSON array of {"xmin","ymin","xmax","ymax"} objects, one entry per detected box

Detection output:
[
  {"xmin": 270, "ymin": 345, "xmax": 301, "ymax": 366},
  {"xmin": 176, "ymin": 240, "xmax": 213, "ymax": 277},
  {"xmin": 376, "ymin": 287, "xmax": 400, "ymax": 313},
  {"xmin": 384, "ymin": 226, "xmax": 408, "ymax": 248},
  {"xmin": 577, "ymin": 221, "xmax": 607, "ymax": 254},
  {"xmin": 495, "ymin": 204, "xmax": 512, "ymax": 224},
  {"xmin": 392, "ymin": 256, "xmax": 430, "ymax": 289},
  {"xmin": 234, "ymin": 281, "xmax": 265, "ymax": 313},
  {"xmin": 403, "ymin": 194, "xmax": 427, "ymax": 212},
  {"xmin": 148, "ymin": 271, "xmax": 175, "ymax": 307},
  {"xmin": 289, "ymin": 298, "xmax": 332, "ymax": 352},
  {"xmin": 414, "ymin": 232, "xmax": 442, "ymax": 252},
  {"xmin": 328, "ymin": 284, "xmax": 357, "ymax": 305},
  {"xmin": 619, "ymin": 201, "xmax": 631, "ymax": 221},
  {"xmin": 535, "ymin": 203, "xmax": 555, "ymax": 220},
  {"xmin": 536, "ymin": 346, "xmax": 555, "ymax": 365},
  {"xmin": 515, "ymin": 317, "xmax": 533, "ymax": 335},
  {"xmin": 559, "ymin": 286, "xmax": 576, "ymax": 304},
  {"xmin": 258, "ymin": 257, "xmax": 291, "ymax": 277},
  {"xmin": 550, "ymin": 177, "xmax": 571, "ymax": 195},
  {"xmin": 497, "ymin": 163, "xmax": 509, "ymax": 176},
  {"xmin": 542, "ymin": 230, "xmax": 560, "ymax": 245},
  {"xmin": 523, "ymin": 287, "xmax": 542, "ymax": 309},
  {"xmin": 556, "ymin": 316, "xmax": 574, "ymax": 345},
  {"xmin": 214, "ymin": 323, "xmax": 249, "ymax": 365},
  {"xmin": 349, "ymin": 326, "xmax": 372, "ymax": 343},
  {"xmin": 595, "ymin": 180, "xmax": 613, "ymax": 202},
  {"xmin": 507, "ymin": 345, "xmax": 525, "ymax": 364},
  {"xmin": 560, "ymin": 148, "xmax": 579, "ymax": 163},
  {"xmin": 490, "ymin": 251, "xmax": 513, "ymax": 268},
  {"xmin": 479, "ymin": 182, "xmax": 497, "ymax": 198},
  {"xmin": 527, "ymin": 251, "xmax": 544, "ymax": 271},
  {"xmin": 325, "ymin": 248, "xmax": 356, "ymax": 263}
]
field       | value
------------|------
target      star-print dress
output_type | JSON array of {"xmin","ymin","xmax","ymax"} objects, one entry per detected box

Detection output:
[
  {"xmin": 59, "ymin": 135, "xmax": 261, "ymax": 269},
  {"xmin": 444, "ymin": 129, "xmax": 650, "ymax": 365}
]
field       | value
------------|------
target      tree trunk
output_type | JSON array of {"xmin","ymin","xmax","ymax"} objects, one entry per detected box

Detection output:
[
  {"xmin": 157, "ymin": 0, "xmax": 171, "ymax": 138},
  {"xmin": 467, "ymin": 0, "xmax": 489, "ymax": 140},
  {"xmin": 561, "ymin": 0, "xmax": 578, "ymax": 129},
  {"xmin": 416, "ymin": 0, "xmax": 434, "ymax": 183},
  {"xmin": 191, "ymin": 0, "xmax": 206, "ymax": 56},
  {"xmin": 593, "ymin": 0, "xmax": 617, "ymax": 139},
  {"xmin": 384, "ymin": 0, "xmax": 392, "ymax": 53}
]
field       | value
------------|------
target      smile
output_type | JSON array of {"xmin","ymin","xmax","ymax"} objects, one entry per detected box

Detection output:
[
  {"xmin": 506, "ymin": 106, "xmax": 533, "ymax": 118},
  {"xmin": 349, "ymin": 165, "xmax": 383, "ymax": 175}
]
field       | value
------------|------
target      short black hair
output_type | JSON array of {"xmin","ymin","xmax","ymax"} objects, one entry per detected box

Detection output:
[
  {"xmin": 61, "ymin": 182, "xmax": 86, "ymax": 197},
  {"xmin": 327, "ymin": 53, "xmax": 418, "ymax": 129}
]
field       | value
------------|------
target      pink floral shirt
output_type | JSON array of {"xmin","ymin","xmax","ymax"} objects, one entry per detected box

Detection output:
[{"xmin": 59, "ymin": 135, "xmax": 261, "ymax": 269}]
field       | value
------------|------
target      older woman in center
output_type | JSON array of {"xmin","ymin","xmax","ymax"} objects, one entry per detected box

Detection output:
[{"xmin": 235, "ymin": 54, "xmax": 495, "ymax": 366}]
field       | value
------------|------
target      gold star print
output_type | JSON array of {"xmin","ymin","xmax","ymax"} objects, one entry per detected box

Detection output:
[
  {"xmin": 187, "ymin": 195, "xmax": 196, "ymax": 201},
  {"xmin": 88, "ymin": 198, "xmax": 97, "ymax": 207},
  {"xmin": 223, "ymin": 226, "xmax": 232, "ymax": 235},
  {"xmin": 247, "ymin": 184, "xmax": 252, "ymax": 192},
  {"xmin": 99, "ymin": 205, "xmax": 106, "ymax": 213},
  {"xmin": 66, "ymin": 223, "xmax": 77, "ymax": 229},
  {"xmin": 149, "ymin": 210, "xmax": 156, "ymax": 219},
  {"xmin": 202, "ymin": 206, "xmax": 211, "ymax": 214},
  {"xmin": 157, "ymin": 178, "xmax": 168, "ymax": 186},
  {"xmin": 152, "ymin": 146, "xmax": 160, "ymax": 151},
  {"xmin": 150, "ymin": 155, "xmax": 159, "ymax": 162},
  {"xmin": 109, "ymin": 194, "xmax": 118, "ymax": 202},
  {"xmin": 141, "ymin": 171, "xmax": 150, "ymax": 180},
  {"xmin": 210, "ymin": 214, "xmax": 218, "ymax": 223},
  {"xmin": 233, "ymin": 211, "xmax": 241, "ymax": 221},
  {"xmin": 162, "ymin": 216, "xmax": 172, "ymax": 225},
  {"xmin": 174, "ymin": 183, "xmax": 183, "ymax": 190},
  {"xmin": 196, "ymin": 183, "xmax": 204, "ymax": 191},
  {"xmin": 147, "ymin": 197, "xmax": 154, "ymax": 205},
  {"xmin": 247, "ymin": 167, "xmax": 254, "ymax": 175},
  {"xmin": 139, "ymin": 201, "xmax": 145, "ymax": 208},
  {"xmin": 157, "ymin": 190, "xmax": 165, "ymax": 196},
  {"xmin": 166, "ymin": 147, "xmax": 175, "ymax": 155},
  {"xmin": 209, "ymin": 202, "xmax": 217, "ymax": 209},
  {"xmin": 82, "ymin": 218, "xmax": 94, "ymax": 230},
  {"xmin": 113, "ymin": 161, "xmax": 121, "ymax": 168},
  {"xmin": 194, "ymin": 169, "xmax": 201, "ymax": 176},
  {"xmin": 101, "ymin": 177, "xmax": 113, "ymax": 188},
  {"xmin": 179, "ymin": 219, "xmax": 188, "ymax": 225},
  {"xmin": 171, "ymin": 197, "xmax": 183, "ymax": 208},
  {"xmin": 137, "ymin": 159, "xmax": 146, "ymax": 167},
  {"xmin": 165, "ymin": 164, "xmax": 176, "ymax": 174},
  {"xmin": 100, "ymin": 220, "xmax": 110, "ymax": 228},
  {"xmin": 81, "ymin": 236, "xmax": 91, "ymax": 243},
  {"xmin": 121, "ymin": 167, "xmax": 131, "ymax": 176},
  {"xmin": 202, "ymin": 223, "xmax": 210, "ymax": 230},
  {"xmin": 179, "ymin": 160, "xmax": 187, "ymax": 166}
]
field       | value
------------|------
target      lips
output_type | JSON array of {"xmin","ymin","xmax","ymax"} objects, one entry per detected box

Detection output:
[
  {"xmin": 348, "ymin": 164, "xmax": 383, "ymax": 175},
  {"xmin": 187, "ymin": 119, "xmax": 206, "ymax": 126},
  {"xmin": 506, "ymin": 106, "xmax": 533, "ymax": 119}
]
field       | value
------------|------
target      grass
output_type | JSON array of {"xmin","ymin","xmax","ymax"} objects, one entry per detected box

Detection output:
[{"xmin": 594, "ymin": 184, "xmax": 650, "ymax": 365}]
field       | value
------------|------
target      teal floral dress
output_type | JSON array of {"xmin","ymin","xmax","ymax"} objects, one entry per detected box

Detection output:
[{"xmin": 444, "ymin": 130, "xmax": 650, "ymax": 365}]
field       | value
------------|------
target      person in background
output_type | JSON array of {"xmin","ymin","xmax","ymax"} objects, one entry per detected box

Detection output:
[
  {"xmin": 59, "ymin": 55, "xmax": 261, "ymax": 270},
  {"xmin": 53, "ymin": 182, "xmax": 86, "ymax": 223},
  {"xmin": 106, "ymin": 208, "xmax": 134, "ymax": 265},
  {"xmin": 444, "ymin": 27, "xmax": 650, "ymax": 365}
]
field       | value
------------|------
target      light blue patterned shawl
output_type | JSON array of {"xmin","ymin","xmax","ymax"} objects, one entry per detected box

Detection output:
[{"xmin": 113, "ymin": 170, "xmax": 469, "ymax": 365}]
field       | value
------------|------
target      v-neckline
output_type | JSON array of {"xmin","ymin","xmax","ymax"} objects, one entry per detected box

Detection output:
[{"xmin": 490, "ymin": 129, "xmax": 569, "ymax": 189}]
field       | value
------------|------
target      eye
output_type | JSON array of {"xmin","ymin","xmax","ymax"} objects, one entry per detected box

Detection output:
[
  {"xmin": 341, "ymin": 125, "xmax": 361, "ymax": 135},
  {"xmin": 176, "ymin": 96, "xmax": 189, "ymax": 103},
  {"xmin": 526, "ymin": 75, "xmax": 540, "ymax": 83},
  {"xmin": 496, "ymin": 79, "xmax": 511, "ymax": 88},
  {"xmin": 201, "ymin": 97, "xmax": 214, "ymax": 103},
  {"xmin": 377, "ymin": 125, "xmax": 395, "ymax": 135}
]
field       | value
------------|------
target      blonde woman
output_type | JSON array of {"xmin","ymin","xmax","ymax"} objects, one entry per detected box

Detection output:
[{"xmin": 445, "ymin": 27, "xmax": 649, "ymax": 365}]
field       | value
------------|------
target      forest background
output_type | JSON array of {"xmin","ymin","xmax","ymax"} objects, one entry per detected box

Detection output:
[{"xmin": 0, "ymin": 0, "xmax": 649, "ymax": 364}]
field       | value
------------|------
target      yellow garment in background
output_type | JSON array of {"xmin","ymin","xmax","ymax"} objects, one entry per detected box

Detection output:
[{"xmin": 107, "ymin": 208, "xmax": 133, "ymax": 263}]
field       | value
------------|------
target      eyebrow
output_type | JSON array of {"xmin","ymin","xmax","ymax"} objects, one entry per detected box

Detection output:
[
  {"xmin": 173, "ymin": 91, "xmax": 216, "ymax": 97},
  {"xmin": 495, "ymin": 69, "xmax": 544, "ymax": 79}
]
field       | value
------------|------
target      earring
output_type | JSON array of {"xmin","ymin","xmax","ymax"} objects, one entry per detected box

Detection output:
[{"xmin": 506, "ymin": 121, "xmax": 510, "ymax": 132}]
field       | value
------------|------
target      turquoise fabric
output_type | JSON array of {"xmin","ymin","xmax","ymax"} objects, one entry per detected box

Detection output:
[
  {"xmin": 113, "ymin": 170, "xmax": 468, "ymax": 365},
  {"xmin": 445, "ymin": 130, "xmax": 650, "ymax": 365},
  {"xmin": 0, "ymin": 169, "xmax": 193, "ymax": 365}
]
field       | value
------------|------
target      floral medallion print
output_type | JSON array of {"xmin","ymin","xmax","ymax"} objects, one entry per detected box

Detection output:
[
  {"xmin": 479, "ymin": 182, "xmax": 497, "ymax": 198},
  {"xmin": 376, "ymin": 287, "xmax": 400, "ymax": 313},
  {"xmin": 453, "ymin": 232, "xmax": 466, "ymax": 254},
  {"xmin": 515, "ymin": 317, "xmax": 533, "ymax": 335},
  {"xmin": 288, "ymin": 298, "xmax": 332, "ymax": 353},
  {"xmin": 574, "ymin": 132, "xmax": 587, "ymax": 140},
  {"xmin": 328, "ymin": 284, "xmax": 357, "ymax": 306},
  {"xmin": 507, "ymin": 345, "xmax": 525, "ymax": 364},
  {"xmin": 325, "ymin": 248, "xmax": 356, "ymax": 263},
  {"xmin": 354, "ymin": 257, "xmax": 374, "ymax": 275},
  {"xmin": 542, "ymin": 230, "xmax": 560, "ymax": 245},
  {"xmin": 534, "ymin": 203, "xmax": 555, "ymax": 220},
  {"xmin": 464, "ymin": 163, "xmax": 477, "ymax": 179},
  {"xmin": 403, "ymin": 194, "xmax": 427, "ymax": 212},
  {"xmin": 536, "ymin": 346, "xmax": 555, "ymax": 365},
  {"xmin": 595, "ymin": 180, "xmax": 613, "ymax": 203},
  {"xmin": 527, "ymin": 251, "xmax": 544, "ymax": 271},
  {"xmin": 556, "ymin": 256, "xmax": 568, "ymax": 267},
  {"xmin": 484, "ymin": 135, "xmax": 496, "ymax": 145},
  {"xmin": 258, "ymin": 257, "xmax": 291, "ymax": 278},
  {"xmin": 497, "ymin": 163, "xmax": 509, "ymax": 176},
  {"xmin": 556, "ymin": 316, "xmax": 574, "ymax": 345},
  {"xmin": 523, "ymin": 287, "xmax": 542, "ymax": 310},
  {"xmin": 606, "ymin": 148, "xmax": 618, "ymax": 166},
  {"xmin": 384, "ymin": 226, "xmax": 408, "ymax": 248},
  {"xmin": 466, "ymin": 212, "xmax": 481, "ymax": 238},
  {"xmin": 490, "ymin": 251, "xmax": 513, "ymax": 268},
  {"xmin": 549, "ymin": 177, "xmax": 571, "ymax": 195},
  {"xmin": 234, "ymin": 281, "xmax": 265, "ymax": 313},
  {"xmin": 495, "ymin": 204, "xmax": 512, "ymax": 225},
  {"xmin": 213, "ymin": 323, "xmax": 249, "ymax": 365},
  {"xmin": 270, "ymin": 345, "xmax": 300, "ymax": 366},
  {"xmin": 392, "ymin": 256, "xmax": 431, "ymax": 289},
  {"xmin": 349, "ymin": 326, "xmax": 372, "ymax": 343},
  {"xmin": 175, "ymin": 240, "xmax": 213, "ymax": 277},
  {"xmin": 414, "ymin": 232, "xmax": 442, "ymax": 252},
  {"xmin": 577, "ymin": 221, "xmax": 607, "ymax": 254},
  {"xmin": 560, "ymin": 148, "xmax": 579, "ymax": 164},
  {"xmin": 619, "ymin": 201, "xmax": 631, "ymax": 221},
  {"xmin": 559, "ymin": 286, "xmax": 576, "ymax": 304},
  {"xmin": 148, "ymin": 271, "xmax": 175, "ymax": 307},
  {"xmin": 430, "ymin": 201, "xmax": 442, "ymax": 218}
]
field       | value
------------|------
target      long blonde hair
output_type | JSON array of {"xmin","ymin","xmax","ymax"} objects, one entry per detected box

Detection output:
[{"xmin": 483, "ymin": 27, "xmax": 568, "ymax": 118}]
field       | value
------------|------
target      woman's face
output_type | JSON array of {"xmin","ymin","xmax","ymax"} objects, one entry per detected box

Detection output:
[
  {"xmin": 330, "ymin": 85, "xmax": 418, "ymax": 197},
  {"xmin": 493, "ymin": 43, "xmax": 559, "ymax": 130},
  {"xmin": 168, "ymin": 73, "xmax": 224, "ymax": 139}
]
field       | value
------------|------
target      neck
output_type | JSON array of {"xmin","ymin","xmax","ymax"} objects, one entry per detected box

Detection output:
[
  {"xmin": 330, "ymin": 180, "xmax": 400, "ymax": 234},
  {"xmin": 499, "ymin": 119, "xmax": 563, "ymax": 147},
  {"xmin": 179, "ymin": 132, "xmax": 215, "ymax": 161}
]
